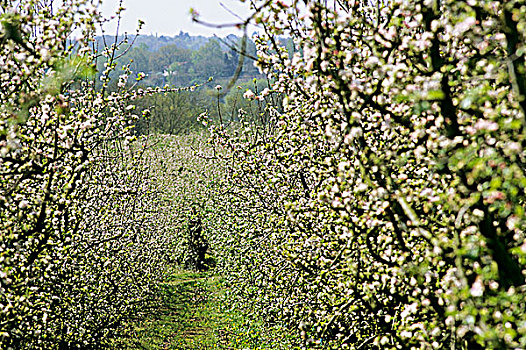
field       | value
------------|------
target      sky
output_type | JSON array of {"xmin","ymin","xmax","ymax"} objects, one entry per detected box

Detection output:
[{"xmin": 99, "ymin": 0, "xmax": 255, "ymax": 37}]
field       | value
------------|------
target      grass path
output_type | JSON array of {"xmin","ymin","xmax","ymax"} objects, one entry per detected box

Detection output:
[{"xmin": 121, "ymin": 269, "xmax": 298, "ymax": 350}]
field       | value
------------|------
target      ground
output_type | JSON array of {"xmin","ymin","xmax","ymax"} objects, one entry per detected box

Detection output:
[{"xmin": 119, "ymin": 268, "xmax": 298, "ymax": 349}]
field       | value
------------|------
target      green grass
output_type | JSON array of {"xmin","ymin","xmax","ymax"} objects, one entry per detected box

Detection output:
[{"xmin": 118, "ymin": 267, "xmax": 299, "ymax": 349}]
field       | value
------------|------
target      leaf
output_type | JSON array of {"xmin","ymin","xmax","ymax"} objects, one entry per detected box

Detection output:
[{"xmin": 426, "ymin": 89, "xmax": 445, "ymax": 100}]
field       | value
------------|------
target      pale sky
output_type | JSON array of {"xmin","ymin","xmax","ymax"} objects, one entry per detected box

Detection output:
[{"xmin": 99, "ymin": 0, "xmax": 255, "ymax": 37}]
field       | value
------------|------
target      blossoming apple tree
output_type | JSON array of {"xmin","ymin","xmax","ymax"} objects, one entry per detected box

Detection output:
[
  {"xmin": 0, "ymin": 1, "xmax": 179, "ymax": 348},
  {"xmin": 205, "ymin": 0, "xmax": 526, "ymax": 348}
]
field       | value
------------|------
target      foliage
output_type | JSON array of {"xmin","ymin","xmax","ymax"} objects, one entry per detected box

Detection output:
[
  {"xmin": 132, "ymin": 89, "xmax": 215, "ymax": 135},
  {"xmin": 130, "ymin": 79, "xmax": 275, "ymax": 135},
  {"xmin": 202, "ymin": 0, "xmax": 526, "ymax": 349}
]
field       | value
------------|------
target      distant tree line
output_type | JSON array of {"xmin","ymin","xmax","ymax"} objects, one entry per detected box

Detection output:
[{"xmin": 96, "ymin": 32, "xmax": 268, "ymax": 87}]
